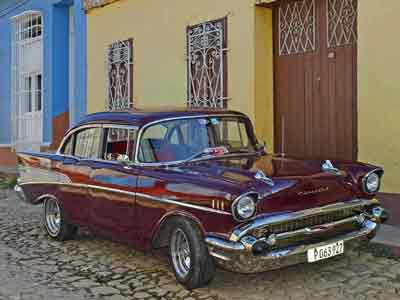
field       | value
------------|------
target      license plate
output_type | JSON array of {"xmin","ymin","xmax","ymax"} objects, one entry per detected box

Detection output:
[{"xmin": 307, "ymin": 241, "xmax": 344, "ymax": 263}]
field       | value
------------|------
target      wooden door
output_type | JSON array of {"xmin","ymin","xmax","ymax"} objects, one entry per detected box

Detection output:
[{"xmin": 273, "ymin": 0, "xmax": 357, "ymax": 161}]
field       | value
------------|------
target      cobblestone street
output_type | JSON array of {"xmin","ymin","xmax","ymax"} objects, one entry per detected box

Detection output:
[{"xmin": 1, "ymin": 191, "xmax": 400, "ymax": 300}]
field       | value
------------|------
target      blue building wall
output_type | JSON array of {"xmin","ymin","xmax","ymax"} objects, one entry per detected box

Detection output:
[{"xmin": 0, "ymin": 0, "xmax": 87, "ymax": 146}]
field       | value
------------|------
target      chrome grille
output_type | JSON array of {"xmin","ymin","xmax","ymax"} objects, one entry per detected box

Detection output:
[{"xmin": 252, "ymin": 206, "xmax": 361, "ymax": 238}]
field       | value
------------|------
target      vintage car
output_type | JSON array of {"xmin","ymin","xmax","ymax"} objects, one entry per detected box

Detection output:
[{"xmin": 15, "ymin": 108, "xmax": 388, "ymax": 289}]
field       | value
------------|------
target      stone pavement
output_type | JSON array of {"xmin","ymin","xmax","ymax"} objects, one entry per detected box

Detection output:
[{"xmin": 1, "ymin": 190, "xmax": 400, "ymax": 300}]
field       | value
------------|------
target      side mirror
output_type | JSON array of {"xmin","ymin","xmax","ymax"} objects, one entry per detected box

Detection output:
[{"xmin": 255, "ymin": 141, "xmax": 267, "ymax": 154}]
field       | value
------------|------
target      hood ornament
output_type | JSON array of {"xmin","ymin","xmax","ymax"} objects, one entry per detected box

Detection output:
[
  {"xmin": 321, "ymin": 160, "xmax": 342, "ymax": 175},
  {"xmin": 255, "ymin": 170, "xmax": 274, "ymax": 186}
]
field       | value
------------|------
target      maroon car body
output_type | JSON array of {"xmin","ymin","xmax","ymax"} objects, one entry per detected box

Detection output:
[{"xmin": 15, "ymin": 108, "xmax": 387, "ymax": 288}]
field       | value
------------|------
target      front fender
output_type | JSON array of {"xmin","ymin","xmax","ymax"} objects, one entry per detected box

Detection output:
[{"xmin": 151, "ymin": 210, "xmax": 206, "ymax": 249}]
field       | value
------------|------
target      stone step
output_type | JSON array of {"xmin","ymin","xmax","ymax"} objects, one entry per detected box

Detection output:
[{"xmin": 370, "ymin": 224, "xmax": 400, "ymax": 257}]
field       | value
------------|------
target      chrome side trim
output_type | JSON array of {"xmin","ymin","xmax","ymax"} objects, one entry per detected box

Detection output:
[
  {"xmin": 20, "ymin": 181, "xmax": 231, "ymax": 215},
  {"xmin": 136, "ymin": 192, "xmax": 231, "ymax": 215},
  {"xmin": 18, "ymin": 166, "xmax": 72, "ymax": 185},
  {"xmin": 229, "ymin": 198, "xmax": 379, "ymax": 242}
]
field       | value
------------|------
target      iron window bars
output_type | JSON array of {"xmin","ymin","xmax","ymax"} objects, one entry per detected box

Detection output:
[
  {"xmin": 187, "ymin": 18, "xmax": 228, "ymax": 109},
  {"xmin": 107, "ymin": 38, "xmax": 134, "ymax": 111}
]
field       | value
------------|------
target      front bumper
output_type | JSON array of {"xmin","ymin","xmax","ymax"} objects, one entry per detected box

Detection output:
[{"xmin": 205, "ymin": 199, "xmax": 386, "ymax": 274}]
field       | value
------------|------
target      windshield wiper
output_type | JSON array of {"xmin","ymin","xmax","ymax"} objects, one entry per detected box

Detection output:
[
  {"xmin": 227, "ymin": 149, "xmax": 260, "ymax": 156},
  {"xmin": 175, "ymin": 147, "xmax": 228, "ymax": 165}
]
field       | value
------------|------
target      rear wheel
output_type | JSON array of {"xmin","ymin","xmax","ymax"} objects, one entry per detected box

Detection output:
[
  {"xmin": 169, "ymin": 218, "xmax": 215, "ymax": 289},
  {"xmin": 43, "ymin": 197, "xmax": 77, "ymax": 241}
]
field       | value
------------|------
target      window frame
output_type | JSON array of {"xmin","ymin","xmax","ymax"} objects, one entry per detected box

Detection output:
[
  {"xmin": 57, "ymin": 124, "xmax": 139, "ymax": 164},
  {"xmin": 135, "ymin": 114, "xmax": 258, "ymax": 167},
  {"xmin": 102, "ymin": 124, "xmax": 138, "ymax": 163}
]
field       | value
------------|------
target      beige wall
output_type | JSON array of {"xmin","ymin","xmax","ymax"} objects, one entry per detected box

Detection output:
[
  {"xmin": 358, "ymin": 1, "xmax": 400, "ymax": 193},
  {"xmin": 87, "ymin": 0, "xmax": 275, "ymax": 145}
]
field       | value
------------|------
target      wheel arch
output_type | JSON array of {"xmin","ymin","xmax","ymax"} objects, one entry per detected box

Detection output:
[
  {"xmin": 151, "ymin": 210, "xmax": 206, "ymax": 249},
  {"xmin": 34, "ymin": 193, "xmax": 58, "ymax": 205}
]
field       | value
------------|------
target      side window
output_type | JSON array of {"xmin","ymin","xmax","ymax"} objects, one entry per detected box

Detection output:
[
  {"xmin": 138, "ymin": 124, "xmax": 168, "ymax": 163},
  {"xmin": 144, "ymin": 124, "xmax": 167, "ymax": 140},
  {"xmin": 74, "ymin": 127, "xmax": 102, "ymax": 159},
  {"xmin": 213, "ymin": 118, "xmax": 251, "ymax": 150},
  {"xmin": 104, "ymin": 128, "xmax": 137, "ymax": 161},
  {"xmin": 60, "ymin": 134, "xmax": 74, "ymax": 155}
]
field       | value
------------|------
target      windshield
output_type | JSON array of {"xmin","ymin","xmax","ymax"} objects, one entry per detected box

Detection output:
[{"xmin": 138, "ymin": 116, "xmax": 257, "ymax": 163}]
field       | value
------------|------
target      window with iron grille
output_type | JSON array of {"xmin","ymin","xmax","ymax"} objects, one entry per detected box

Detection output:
[
  {"xmin": 107, "ymin": 39, "xmax": 133, "ymax": 111},
  {"xmin": 187, "ymin": 18, "xmax": 228, "ymax": 109}
]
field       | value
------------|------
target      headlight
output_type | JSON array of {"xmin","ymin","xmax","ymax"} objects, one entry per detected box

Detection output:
[
  {"xmin": 232, "ymin": 195, "xmax": 256, "ymax": 221},
  {"xmin": 362, "ymin": 171, "xmax": 381, "ymax": 194}
]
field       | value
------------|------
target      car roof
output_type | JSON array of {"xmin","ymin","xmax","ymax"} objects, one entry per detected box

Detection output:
[{"xmin": 73, "ymin": 107, "xmax": 248, "ymax": 129}]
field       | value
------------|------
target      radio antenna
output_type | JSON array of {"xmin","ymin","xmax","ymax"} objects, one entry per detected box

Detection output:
[{"xmin": 281, "ymin": 115, "xmax": 285, "ymax": 158}]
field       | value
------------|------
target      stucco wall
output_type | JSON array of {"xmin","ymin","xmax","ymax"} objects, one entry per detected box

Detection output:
[
  {"xmin": 0, "ymin": 0, "xmax": 87, "ymax": 148},
  {"xmin": 358, "ymin": 1, "xmax": 400, "ymax": 193},
  {"xmin": 87, "ymin": 0, "xmax": 274, "ymax": 145}
]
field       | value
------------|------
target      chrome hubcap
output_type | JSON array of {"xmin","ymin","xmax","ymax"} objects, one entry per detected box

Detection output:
[
  {"xmin": 45, "ymin": 198, "xmax": 61, "ymax": 236},
  {"xmin": 171, "ymin": 228, "xmax": 191, "ymax": 278}
]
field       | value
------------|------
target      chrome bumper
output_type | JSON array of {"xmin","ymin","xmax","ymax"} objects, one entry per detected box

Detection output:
[{"xmin": 205, "ymin": 200, "xmax": 386, "ymax": 274}]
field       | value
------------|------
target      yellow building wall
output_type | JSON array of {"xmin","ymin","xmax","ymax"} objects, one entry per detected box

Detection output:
[
  {"xmin": 358, "ymin": 1, "xmax": 400, "ymax": 193},
  {"xmin": 87, "ymin": 0, "xmax": 275, "ymax": 146},
  {"xmin": 254, "ymin": 7, "xmax": 274, "ymax": 150}
]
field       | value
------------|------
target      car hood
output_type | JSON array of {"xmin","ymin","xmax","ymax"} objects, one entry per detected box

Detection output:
[{"xmin": 171, "ymin": 154, "xmax": 359, "ymax": 213}]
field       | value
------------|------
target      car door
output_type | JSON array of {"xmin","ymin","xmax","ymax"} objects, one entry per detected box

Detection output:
[
  {"xmin": 87, "ymin": 125, "xmax": 139, "ymax": 243},
  {"xmin": 56, "ymin": 125, "xmax": 103, "ymax": 226}
]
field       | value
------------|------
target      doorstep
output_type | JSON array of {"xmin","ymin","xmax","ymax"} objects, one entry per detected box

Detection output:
[
  {"xmin": 378, "ymin": 193, "xmax": 400, "ymax": 227},
  {"xmin": 370, "ymin": 224, "xmax": 400, "ymax": 257}
]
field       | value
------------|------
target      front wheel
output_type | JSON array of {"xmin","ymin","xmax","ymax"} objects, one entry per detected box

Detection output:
[
  {"xmin": 43, "ymin": 197, "xmax": 77, "ymax": 241},
  {"xmin": 169, "ymin": 218, "xmax": 216, "ymax": 289}
]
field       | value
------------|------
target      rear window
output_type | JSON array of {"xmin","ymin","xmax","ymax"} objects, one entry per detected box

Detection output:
[{"xmin": 74, "ymin": 127, "xmax": 102, "ymax": 159}]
